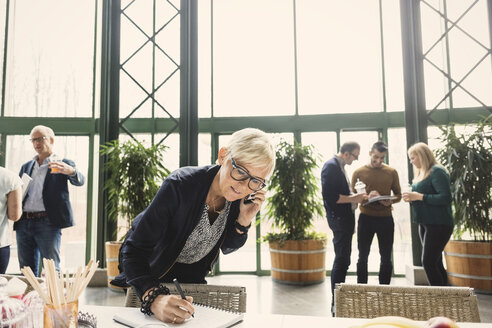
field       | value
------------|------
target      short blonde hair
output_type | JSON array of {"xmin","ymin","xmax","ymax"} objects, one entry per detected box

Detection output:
[
  {"xmin": 222, "ymin": 128, "xmax": 276, "ymax": 178},
  {"xmin": 30, "ymin": 125, "xmax": 55, "ymax": 141},
  {"xmin": 408, "ymin": 142, "xmax": 439, "ymax": 182}
]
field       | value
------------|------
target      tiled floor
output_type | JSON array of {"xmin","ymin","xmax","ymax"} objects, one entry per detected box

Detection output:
[{"xmin": 80, "ymin": 275, "xmax": 492, "ymax": 322}]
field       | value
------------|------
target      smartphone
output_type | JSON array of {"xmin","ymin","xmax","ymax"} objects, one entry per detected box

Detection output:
[{"xmin": 243, "ymin": 193, "xmax": 256, "ymax": 204}]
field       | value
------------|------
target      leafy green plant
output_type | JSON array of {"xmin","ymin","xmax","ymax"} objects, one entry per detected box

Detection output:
[
  {"xmin": 263, "ymin": 140, "xmax": 325, "ymax": 245},
  {"xmin": 435, "ymin": 115, "xmax": 492, "ymax": 241},
  {"xmin": 100, "ymin": 140, "xmax": 170, "ymax": 240}
]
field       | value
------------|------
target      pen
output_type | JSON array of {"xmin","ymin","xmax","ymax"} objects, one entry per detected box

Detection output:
[{"xmin": 173, "ymin": 278, "xmax": 194, "ymax": 318}]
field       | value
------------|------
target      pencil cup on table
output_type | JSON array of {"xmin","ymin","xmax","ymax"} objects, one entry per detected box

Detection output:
[
  {"xmin": 44, "ymin": 300, "xmax": 78, "ymax": 328},
  {"xmin": 20, "ymin": 258, "xmax": 98, "ymax": 328}
]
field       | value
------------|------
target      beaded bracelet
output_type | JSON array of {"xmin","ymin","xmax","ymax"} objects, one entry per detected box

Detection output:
[
  {"xmin": 140, "ymin": 284, "xmax": 170, "ymax": 316},
  {"xmin": 234, "ymin": 220, "xmax": 251, "ymax": 233}
]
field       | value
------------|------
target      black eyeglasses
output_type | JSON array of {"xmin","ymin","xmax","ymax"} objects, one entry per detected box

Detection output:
[
  {"xmin": 349, "ymin": 152, "xmax": 359, "ymax": 160},
  {"xmin": 230, "ymin": 157, "xmax": 266, "ymax": 191},
  {"xmin": 30, "ymin": 136, "xmax": 48, "ymax": 143}
]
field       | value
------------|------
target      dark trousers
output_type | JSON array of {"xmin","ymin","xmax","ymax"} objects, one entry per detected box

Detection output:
[
  {"xmin": 327, "ymin": 215, "xmax": 354, "ymax": 312},
  {"xmin": 356, "ymin": 214, "xmax": 394, "ymax": 284},
  {"xmin": 0, "ymin": 246, "xmax": 10, "ymax": 274},
  {"xmin": 419, "ymin": 223, "xmax": 453, "ymax": 286}
]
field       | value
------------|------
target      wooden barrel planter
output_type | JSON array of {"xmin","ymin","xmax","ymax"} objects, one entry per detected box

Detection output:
[
  {"xmin": 444, "ymin": 240, "xmax": 492, "ymax": 292},
  {"xmin": 105, "ymin": 241, "xmax": 124, "ymax": 291},
  {"xmin": 269, "ymin": 239, "xmax": 326, "ymax": 285}
]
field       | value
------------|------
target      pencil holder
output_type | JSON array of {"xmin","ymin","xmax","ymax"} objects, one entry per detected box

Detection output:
[{"xmin": 43, "ymin": 299, "xmax": 78, "ymax": 328}]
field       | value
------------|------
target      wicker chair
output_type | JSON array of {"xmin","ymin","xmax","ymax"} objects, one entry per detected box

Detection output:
[
  {"xmin": 125, "ymin": 284, "xmax": 247, "ymax": 313},
  {"xmin": 0, "ymin": 274, "xmax": 44, "ymax": 294},
  {"xmin": 334, "ymin": 283, "xmax": 481, "ymax": 322}
]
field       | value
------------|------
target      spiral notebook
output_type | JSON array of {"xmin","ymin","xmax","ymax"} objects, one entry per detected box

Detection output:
[{"xmin": 113, "ymin": 305, "xmax": 244, "ymax": 328}]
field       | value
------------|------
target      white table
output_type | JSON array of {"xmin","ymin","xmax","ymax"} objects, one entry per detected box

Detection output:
[{"xmin": 81, "ymin": 305, "xmax": 492, "ymax": 328}]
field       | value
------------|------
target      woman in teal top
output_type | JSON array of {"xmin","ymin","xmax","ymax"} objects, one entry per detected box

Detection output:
[{"xmin": 403, "ymin": 142, "xmax": 453, "ymax": 286}]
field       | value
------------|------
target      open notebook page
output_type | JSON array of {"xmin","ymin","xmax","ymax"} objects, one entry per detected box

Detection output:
[{"xmin": 113, "ymin": 305, "xmax": 244, "ymax": 328}]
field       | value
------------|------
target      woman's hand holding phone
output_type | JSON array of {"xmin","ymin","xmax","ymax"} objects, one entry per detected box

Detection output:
[{"xmin": 237, "ymin": 190, "xmax": 266, "ymax": 228}]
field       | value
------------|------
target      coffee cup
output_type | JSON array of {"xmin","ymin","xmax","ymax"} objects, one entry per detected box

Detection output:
[{"xmin": 354, "ymin": 179, "xmax": 366, "ymax": 194}]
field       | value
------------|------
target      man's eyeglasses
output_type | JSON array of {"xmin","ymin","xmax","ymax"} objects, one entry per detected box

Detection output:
[
  {"xmin": 350, "ymin": 152, "xmax": 359, "ymax": 160},
  {"xmin": 230, "ymin": 157, "xmax": 266, "ymax": 191},
  {"xmin": 30, "ymin": 136, "xmax": 48, "ymax": 143}
]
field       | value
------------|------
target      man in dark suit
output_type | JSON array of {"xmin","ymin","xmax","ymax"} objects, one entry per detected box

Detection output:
[
  {"xmin": 15, "ymin": 125, "xmax": 85, "ymax": 276},
  {"xmin": 321, "ymin": 141, "xmax": 365, "ymax": 315}
]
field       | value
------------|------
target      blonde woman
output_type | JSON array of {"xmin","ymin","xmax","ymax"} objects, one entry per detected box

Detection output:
[
  {"xmin": 111, "ymin": 128, "xmax": 276, "ymax": 324},
  {"xmin": 403, "ymin": 142, "xmax": 453, "ymax": 286}
]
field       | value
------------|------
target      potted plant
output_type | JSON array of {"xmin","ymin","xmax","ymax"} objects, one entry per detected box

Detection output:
[
  {"xmin": 263, "ymin": 140, "xmax": 326, "ymax": 285},
  {"xmin": 100, "ymin": 139, "xmax": 170, "ymax": 288},
  {"xmin": 435, "ymin": 114, "xmax": 492, "ymax": 291}
]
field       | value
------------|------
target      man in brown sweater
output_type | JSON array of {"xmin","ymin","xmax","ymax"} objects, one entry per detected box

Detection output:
[{"xmin": 351, "ymin": 141, "xmax": 401, "ymax": 284}]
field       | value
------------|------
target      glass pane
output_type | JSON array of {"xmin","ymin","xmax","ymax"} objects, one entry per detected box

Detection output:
[
  {"xmin": 4, "ymin": 0, "xmax": 96, "ymax": 117},
  {"xmin": 301, "ymin": 132, "xmax": 337, "ymax": 274},
  {"xmin": 198, "ymin": 133, "xmax": 212, "ymax": 166},
  {"xmin": 154, "ymin": 133, "xmax": 180, "ymax": 172},
  {"xmin": 5, "ymin": 134, "xmax": 89, "ymax": 274},
  {"xmin": 382, "ymin": 0, "xmax": 405, "ymax": 112},
  {"xmin": 120, "ymin": 1, "xmax": 180, "ymax": 119},
  {"xmin": 421, "ymin": 0, "xmax": 492, "ymax": 108},
  {"xmin": 296, "ymin": 0, "xmax": 383, "ymax": 114},
  {"xmin": 423, "ymin": 61, "xmax": 449, "ymax": 110},
  {"xmin": 198, "ymin": 0, "xmax": 212, "ymax": 118},
  {"xmin": 427, "ymin": 126, "xmax": 442, "ymax": 151},
  {"xmin": 421, "ymin": 1, "xmax": 446, "ymax": 58},
  {"xmin": 212, "ymin": 0, "xmax": 295, "ymax": 117},
  {"xmin": 387, "ymin": 128, "xmax": 412, "ymax": 275},
  {"xmin": 0, "ymin": 3, "xmax": 5, "ymax": 108}
]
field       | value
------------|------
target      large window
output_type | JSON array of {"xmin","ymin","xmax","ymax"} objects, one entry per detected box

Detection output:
[
  {"xmin": 4, "ymin": 0, "xmax": 96, "ymax": 117},
  {"xmin": 119, "ymin": 0, "xmax": 180, "ymax": 121},
  {"xmin": 0, "ymin": 0, "xmax": 97, "ymax": 274},
  {"xmin": 198, "ymin": 0, "xmax": 405, "ymax": 117},
  {"xmin": 203, "ymin": 0, "xmax": 295, "ymax": 117},
  {"xmin": 420, "ymin": 0, "xmax": 491, "ymax": 112},
  {"xmin": 296, "ymin": 1, "xmax": 404, "ymax": 114}
]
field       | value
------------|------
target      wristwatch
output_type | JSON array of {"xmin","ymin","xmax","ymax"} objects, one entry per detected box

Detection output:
[{"xmin": 234, "ymin": 220, "xmax": 251, "ymax": 233}]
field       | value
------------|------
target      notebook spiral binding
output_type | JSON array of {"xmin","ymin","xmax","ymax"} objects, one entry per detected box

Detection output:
[{"xmin": 194, "ymin": 302, "xmax": 241, "ymax": 314}]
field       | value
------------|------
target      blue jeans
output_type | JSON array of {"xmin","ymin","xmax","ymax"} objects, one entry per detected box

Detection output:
[
  {"xmin": 0, "ymin": 246, "xmax": 10, "ymax": 274},
  {"xmin": 327, "ymin": 214, "xmax": 355, "ymax": 312},
  {"xmin": 15, "ymin": 216, "xmax": 61, "ymax": 276},
  {"xmin": 356, "ymin": 214, "xmax": 394, "ymax": 284}
]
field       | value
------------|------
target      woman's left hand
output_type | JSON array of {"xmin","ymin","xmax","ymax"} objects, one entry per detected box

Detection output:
[
  {"xmin": 237, "ymin": 190, "xmax": 266, "ymax": 227},
  {"xmin": 402, "ymin": 191, "xmax": 423, "ymax": 202}
]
